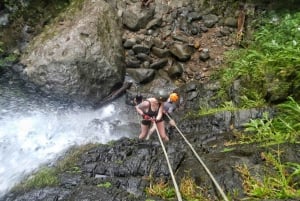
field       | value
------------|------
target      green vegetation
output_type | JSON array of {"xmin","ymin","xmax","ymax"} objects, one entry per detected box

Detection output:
[
  {"xmin": 236, "ymin": 150, "xmax": 300, "ymax": 199},
  {"xmin": 221, "ymin": 147, "xmax": 236, "ymax": 153},
  {"xmin": 145, "ymin": 179, "xmax": 175, "ymax": 200},
  {"xmin": 56, "ymin": 143, "xmax": 97, "ymax": 172},
  {"xmin": 215, "ymin": 11, "xmax": 300, "ymax": 105},
  {"xmin": 199, "ymin": 11, "xmax": 300, "ymax": 200},
  {"xmin": 0, "ymin": 41, "xmax": 18, "ymax": 68},
  {"xmin": 23, "ymin": 167, "xmax": 59, "ymax": 189},
  {"xmin": 97, "ymin": 182, "xmax": 112, "ymax": 188},
  {"xmin": 199, "ymin": 101, "xmax": 235, "ymax": 116},
  {"xmin": 220, "ymin": 12, "xmax": 300, "ymax": 200},
  {"xmin": 145, "ymin": 175, "xmax": 211, "ymax": 201},
  {"xmin": 13, "ymin": 167, "xmax": 58, "ymax": 192},
  {"xmin": 13, "ymin": 143, "xmax": 98, "ymax": 192},
  {"xmin": 240, "ymin": 97, "xmax": 300, "ymax": 145},
  {"xmin": 179, "ymin": 175, "xmax": 210, "ymax": 201}
]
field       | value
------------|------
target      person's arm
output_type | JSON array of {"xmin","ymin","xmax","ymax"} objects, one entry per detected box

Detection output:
[
  {"xmin": 156, "ymin": 103, "xmax": 164, "ymax": 121},
  {"xmin": 135, "ymin": 100, "xmax": 148, "ymax": 116},
  {"xmin": 168, "ymin": 103, "xmax": 177, "ymax": 113}
]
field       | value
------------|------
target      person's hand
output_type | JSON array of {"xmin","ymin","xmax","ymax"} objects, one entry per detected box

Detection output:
[
  {"xmin": 153, "ymin": 118, "xmax": 161, "ymax": 122},
  {"xmin": 169, "ymin": 119, "xmax": 176, "ymax": 126},
  {"xmin": 142, "ymin": 114, "xmax": 151, "ymax": 120}
]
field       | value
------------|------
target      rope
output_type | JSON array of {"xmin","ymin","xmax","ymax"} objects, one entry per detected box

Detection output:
[
  {"xmin": 165, "ymin": 113, "xmax": 229, "ymax": 201},
  {"xmin": 152, "ymin": 122, "xmax": 183, "ymax": 201}
]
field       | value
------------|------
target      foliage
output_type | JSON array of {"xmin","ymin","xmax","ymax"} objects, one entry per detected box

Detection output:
[
  {"xmin": 0, "ymin": 41, "xmax": 17, "ymax": 68},
  {"xmin": 198, "ymin": 101, "xmax": 235, "ymax": 116},
  {"xmin": 179, "ymin": 176, "xmax": 210, "ymax": 201},
  {"xmin": 97, "ymin": 182, "xmax": 112, "ymax": 188},
  {"xmin": 196, "ymin": 97, "xmax": 264, "ymax": 117},
  {"xmin": 145, "ymin": 174, "xmax": 212, "ymax": 201},
  {"xmin": 145, "ymin": 179, "xmax": 175, "ymax": 200},
  {"xmin": 25, "ymin": 167, "xmax": 59, "ymax": 189},
  {"xmin": 0, "ymin": 53, "xmax": 18, "ymax": 68},
  {"xmin": 273, "ymin": 97, "xmax": 300, "ymax": 138},
  {"xmin": 236, "ymin": 150, "xmax": 300, "ymax": 199},
  {"xmin": 240, "ymin": 97, "xmax": 300, "ymax": 145},
  {"xmin": 214, "ymin": 11, "xmax": 300, "ymax": 104},
  {"xmin": 14, "ymin": 167, "xmax": 59, "ymax": 191},
  {"xmin": 56, "ymin": 143, "xmax": 98, "ymax": 172},
  {"xmin": 13, "ymin": 143, "xmax": 98, "ymax": 192}
]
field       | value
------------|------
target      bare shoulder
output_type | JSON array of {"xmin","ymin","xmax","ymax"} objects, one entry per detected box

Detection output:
[
  {"xmin": 146, "ymin": 98, "xmax": 155, "ymax": 102},
  {"xmin": 139, "ymin": 99, "xmax": 150, "ymax": 108}
]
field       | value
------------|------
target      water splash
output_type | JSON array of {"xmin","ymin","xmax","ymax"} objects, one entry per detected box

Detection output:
[{"xmin": 0, "ymin": 83, "xmax": 139, "ymax": 197}]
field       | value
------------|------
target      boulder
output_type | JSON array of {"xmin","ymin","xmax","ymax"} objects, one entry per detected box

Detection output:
[{"xmin": 20, "ymin": 0, "xmax": 125, "ymax": 104}]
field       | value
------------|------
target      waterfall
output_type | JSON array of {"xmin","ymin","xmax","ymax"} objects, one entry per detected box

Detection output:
[{"xmin": 0, "ymin": 81, "xmax": 138, "ymax": 197}]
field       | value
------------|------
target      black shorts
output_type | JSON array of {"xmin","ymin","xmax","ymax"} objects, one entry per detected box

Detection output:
[
  {"xmin": 141, "ymin": 119, "xmax": 151, "ymax": 126},
  {"xmin": 141, "ymin": 118, "xmax": 163, "ymax": 126}
]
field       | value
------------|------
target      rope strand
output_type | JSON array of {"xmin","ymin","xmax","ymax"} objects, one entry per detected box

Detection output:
[
  {"xmin": 165, "ymin": 113, "xmax": 229, "ymax": 201},
  {"xmin": 153, "ymin": 122, "xmax": 183, "ymax": 201}
]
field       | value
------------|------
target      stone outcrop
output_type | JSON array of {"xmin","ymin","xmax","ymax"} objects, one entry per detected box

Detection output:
[{"xmin": 20, "ymin": 0, "xmax": 125, "ymax": 104}]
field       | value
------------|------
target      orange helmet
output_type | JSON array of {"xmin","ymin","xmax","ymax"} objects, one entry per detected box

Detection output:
[{"xmin": 169, "ymin": 93, "xmax": 179, "ymax": 102}]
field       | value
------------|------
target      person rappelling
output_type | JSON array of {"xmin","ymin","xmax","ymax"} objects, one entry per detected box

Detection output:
[
  {"xmin": 135, "ymin": 89, "xmax": 169, "ymax": 142},
  {"xmin": 146, "ymin": 91, "xmax": 180, "ymax": 140}
]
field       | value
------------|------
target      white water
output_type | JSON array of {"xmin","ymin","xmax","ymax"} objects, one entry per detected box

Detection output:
[{"xmin": 0, "ymin": 89, "xmax": 138, "ymax": 197}]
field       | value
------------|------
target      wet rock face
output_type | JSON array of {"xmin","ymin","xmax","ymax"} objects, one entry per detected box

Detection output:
[
  {"xmin": 4, "ymin": 134, "xmax": 299, "ymax": 201},
  {"xmin": 20, "ymin": 0, "xmax": 125, "ymax": 105}
]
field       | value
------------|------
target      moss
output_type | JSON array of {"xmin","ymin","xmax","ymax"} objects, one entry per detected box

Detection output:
[
  {"xmin": 56, "ymin": 143, "xmax": 98, "ymax": 172},
  {"xmin": 12, "ymin": 167, "xmax": 59, "ymax": 192},
  {"xmin": 11, "ymin": 143, "xmax": 99, "ymax": 193}
]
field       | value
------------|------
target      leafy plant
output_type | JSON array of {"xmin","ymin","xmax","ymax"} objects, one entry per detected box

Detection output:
[
  {"xmin": 198, "ymin": 101, "xmax": 235, "ymax": 116},
  {"xmin": 240, "ymin": 97, "xmax": 300, "ymax": 145},
  {"xmin": 17, "ymin": 167, "xmax": 59, "ymax": 191},
  {"xmin": 56, "ymin": 143, "xmax": 97, "ymax": 172},
  {"xmin": 97, "ymin": 181, "xmax": 112, "ymax": 188},
  {"xmin": 236, "ymin": 150, "xmax": 300, "ymax": 199},
  {"xmin": 274, "ymin": 97, "xmax": 300, "ymax": 135},
  {"xmin": 214, "ymin": 11, "xmax": 300, "ymax": 104},
  {"xmin": 145, "ymin": 179, "xmax": 175, "ymax": 200},
  {"xmin": 180, "ymin": 175, "xmax": 210, "ymax": 201}
]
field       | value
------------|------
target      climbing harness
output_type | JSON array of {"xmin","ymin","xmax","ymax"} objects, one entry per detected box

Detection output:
[
  {"xmin": 165, "ymin": 113, "xmax": 229, "ymax": 201},
  {"xmin": 152, "ymin": 122, "xmax": 183, "ymax": 201}
]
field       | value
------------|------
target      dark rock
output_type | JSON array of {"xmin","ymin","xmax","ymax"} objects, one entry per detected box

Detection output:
[
  {"xmin": 224, "ymin": 16, "xmax": 237, "ymax": 27},
  {"xmin": 146, "ymin": 17, "xmax": 163, "ymax": 30},
  {"xmin": 169, "ymin": 43, "xmax": 193, "ymax": 62},
  {"xmin": 168, "ymin": 62, "xmax": 184, "ymax": 78},
  {"xmin": 149, "ymin": 58, "xmax": 168, "ymax": 70},
  {"xmin": 151, "ymin": 47, "xmax": 170, "ymax": 58},
  {"xmin": 125, "ymin": 58, "xmax": 141, "ymax": 68},
  {"xmin": 199, "ymin": 49, "xmax": 210, "ymax": 61},
  {"xmin": 202, "ymin": 14, "xmax": 219, "ymax": 28},
  {"xmin": 126, "ymin": 68, "xmax": 155, "ymax": 84},
  {"xmin": 132, "ymin": 44, "xmax": 151, "ymax": 55},
  {"xmin": 123, "ymin": 38, "xmax": 137, "ymax": 49},
  {"xmin": 187, "ymin": 11, "xmax": 202, "ymax": 23},
  {"xmin": 122, "ymin": 6, "xmax": 155, "ymax": 31},
  {"xmin": 136, "ymin": 53, "xmax": 152, "ymax": 62}
]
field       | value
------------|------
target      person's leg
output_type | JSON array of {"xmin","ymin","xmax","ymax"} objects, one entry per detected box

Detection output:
[
  {"xmin": 155, "ymin": 121, "xmax": 169, "ymax": 142},
  {"xmin": 139, "ymin": 122, "xmax": 149, "ymax": 140},
  {"xmin": 146, "ymin": 123, "xmax": 156, "ymax": 140}
]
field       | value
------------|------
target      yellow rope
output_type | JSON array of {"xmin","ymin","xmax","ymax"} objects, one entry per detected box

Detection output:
[
  {"xmin": 152, "ymin": 122, "xmax": 183, "ymax": 201},
  {"xmin": 165, "ymin": 113, "xmax": 229, "ymax": 201}
]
